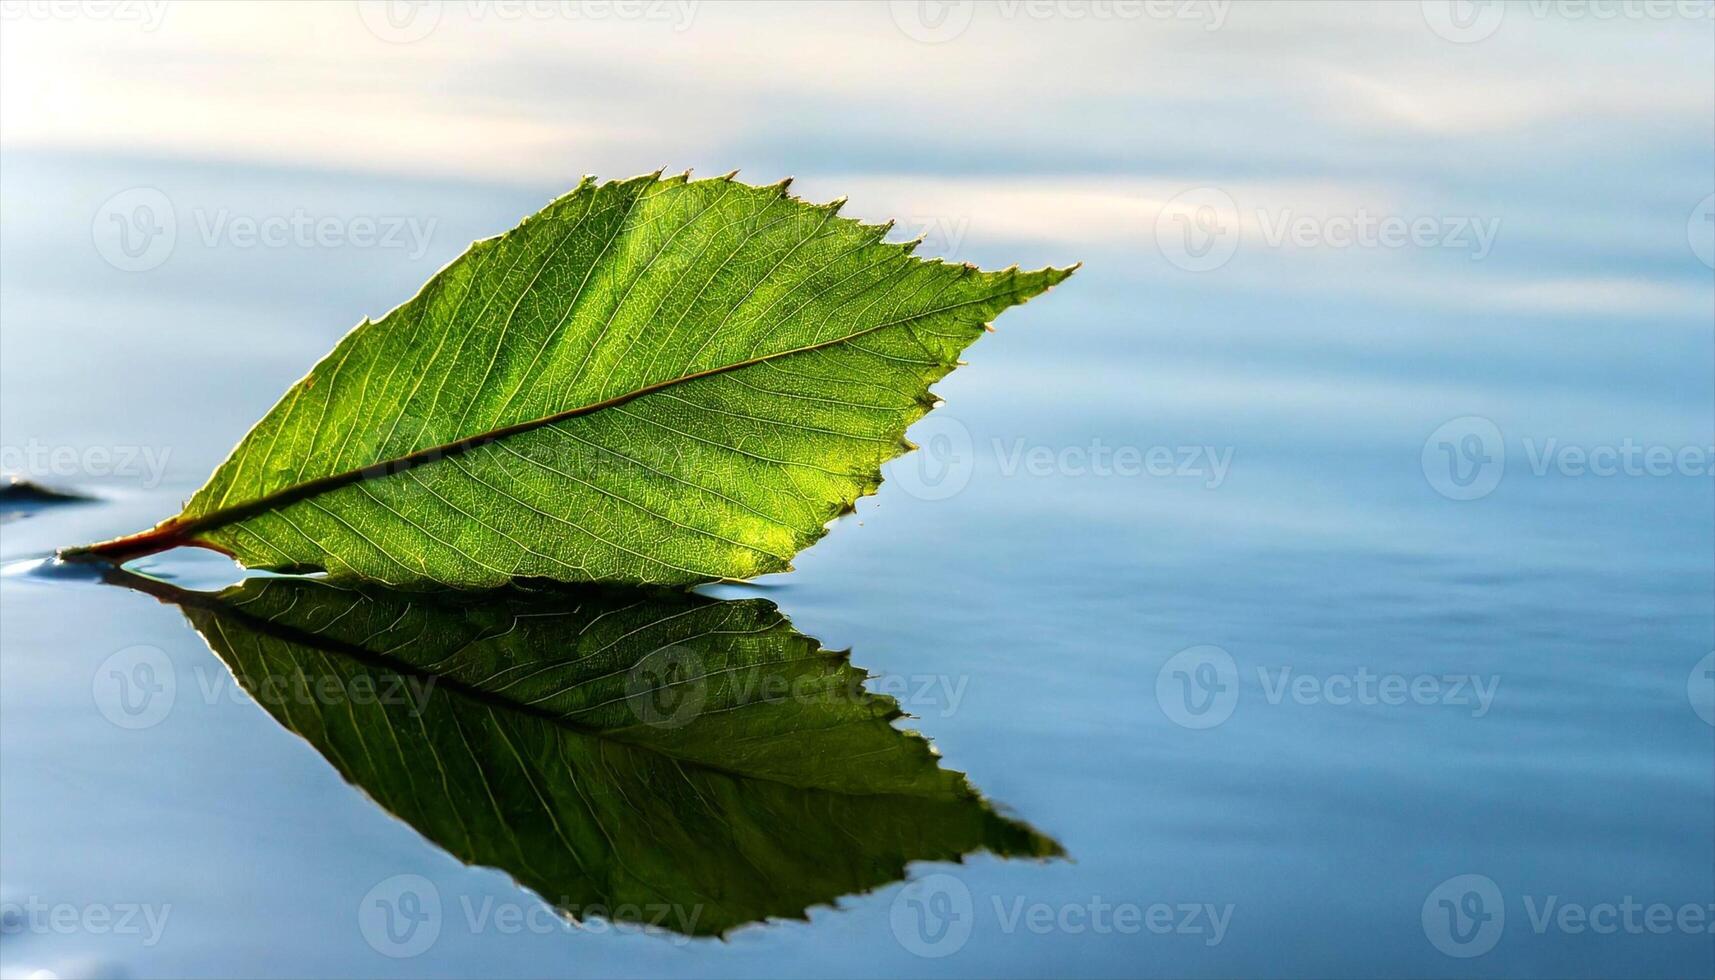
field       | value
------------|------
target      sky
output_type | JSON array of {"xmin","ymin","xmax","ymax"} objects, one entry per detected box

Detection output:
[{"xmin": 2, "ymin": 1, "xmax": 1710, "ymax": 322}]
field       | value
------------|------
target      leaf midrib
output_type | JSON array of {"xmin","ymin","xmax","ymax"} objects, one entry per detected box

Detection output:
[{"xmin": 169, "ymin": 284, "xmax": 1022, "ymax": 545}]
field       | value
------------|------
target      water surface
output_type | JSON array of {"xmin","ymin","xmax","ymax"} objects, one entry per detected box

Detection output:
[{"xmin": 1, "ymin": 4, "xmax": 1712, "ymax": 977}]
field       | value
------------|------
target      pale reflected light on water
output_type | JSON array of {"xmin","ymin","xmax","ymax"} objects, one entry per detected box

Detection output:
[{"xmin": 1, "ymin": 2, "xmax": 1712, "ymax": 977}]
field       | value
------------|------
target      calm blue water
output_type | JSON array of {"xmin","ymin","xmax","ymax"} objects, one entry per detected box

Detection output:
[{"xmin": 2, "ymin": 4, "xmax": 1712, "ymax": 977}]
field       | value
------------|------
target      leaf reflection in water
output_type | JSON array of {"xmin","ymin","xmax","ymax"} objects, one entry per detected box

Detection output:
[{"xmin": 111, "ymin": 570, "xmax": 1061, "ymax": 938}]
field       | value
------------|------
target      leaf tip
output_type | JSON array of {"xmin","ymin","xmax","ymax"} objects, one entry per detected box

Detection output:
[{"xmin": 1038, "ymin": 262, "xmax": 1081, "ymax": 288}]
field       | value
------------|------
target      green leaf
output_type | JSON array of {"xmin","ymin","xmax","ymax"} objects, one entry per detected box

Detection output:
[
  {"xmin": 132, "ymin": 572, "xmax": 1059, "ymax": 937},
  {"xmin": 71, "ymin": 172, "xmax": 1073, "ymax": 586}
]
